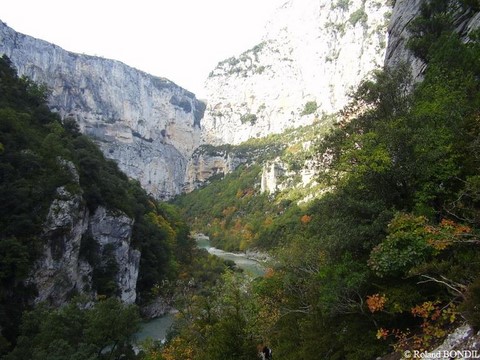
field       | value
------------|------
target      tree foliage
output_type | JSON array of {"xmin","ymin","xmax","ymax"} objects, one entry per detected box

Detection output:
[
  {"xmin": 0, "ymin": 55, "xmax": 194, "ymax": 355},
  {"xmin": 5, "ymin": 297, "xmax": 140, "ymax": 360}
]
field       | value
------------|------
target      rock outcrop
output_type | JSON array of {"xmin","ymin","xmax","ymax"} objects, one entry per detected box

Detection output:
[
  {"xmin": 0, "ymin": 20, "xmax": 205, "ymax": 199},
  {"xmin": 201, "ymin": 0, "xmax": 392, "ymax": 146},
  {"xmin": 88, "ymin": 207, "xmax": 140, "ymax": 304},
  {"xmin": 378, "ymin": 324, "xmax": 480, "ymax": 360},
  {"xmin": 260, "ymin": 157, "xmax": 319, "ymax": 198},
  {"xmin": 260, "ymin": 160, "xmax": 286, "ymax": 195},
  {"xmin": 383, "ymin": 0, "xmax": 425, "ymax": 78},
  {"xmin": 428, "ymin": 324, "xmax": 480, "ymax": 357},
  {"xmin": 385, "ymin": 0, "xmax": 480, "ymax": 77},
  {"xmin": 29, "ymin": 161, "xmax": 140, "ymax": 305},
  {"xmin": 184, "ymin": 146, "xmax": 248, "ymax": 192},
  {"xmin": 32, "ymin": 186, "xmax": 89, "ymax": 306}
]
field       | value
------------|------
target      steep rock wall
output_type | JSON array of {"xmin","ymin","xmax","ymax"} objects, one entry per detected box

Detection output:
[
  {"xmin": 29, "ymin": 162, "xmax": 140, "ymax": 305},
  {"xmin": 32, "ymin": 186, "xmax": 90, "ymax": 306},
  {"xmin": 385, "ymin": 0, "xmax": 480, "ymax": 76},
  {"xmin": 88, "ymin": 207, "xmax": 140, "ymax": 304},
  {"xmin": 0, "ymin": 20, "xmax": 205, "ymax": 199},
  {"xmin": 184, "ymin": 147, "xmax": 248, "ymax": 192},
  {"xmin": 201, "ymin": 0, "xmax": 392, "ymax": 146},
  {"xmin": 384, "ymin": 0, "xmax": 425, "ymax": 77}
]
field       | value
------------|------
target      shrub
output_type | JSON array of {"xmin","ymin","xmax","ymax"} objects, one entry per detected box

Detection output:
[
  {"xmin": 368, "ymin": 213, "xmax": 432, "ymax": 277},
  {"xmin": 255, "ymin": 65, "xmax": 266, "ymax": 74},
  {"xmin": 332, "ymin": 0, "xmax": 350, "ymax": 11},
  {"xmin": 240, "ymin": 113, "xmax": 257, "ymax": 125},
  {"xmin": 349, "ymin": 8, "xmax": 368, "ymax": 27},
  {"xmin": 301, "ymin": 101, "xmax": 318, "ymax": 116}
]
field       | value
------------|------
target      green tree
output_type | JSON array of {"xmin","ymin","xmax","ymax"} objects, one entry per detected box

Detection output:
[
  {"xmin": 6, "ymin": 297, "xmax": 140, "ymax": 360},
  {"xmin": 368, "ymin": 213, "xmax": 433, "ymax": 277},
  {"xmin": 162, "ymin": 272, "xmax": 259, "ymax": 360}
]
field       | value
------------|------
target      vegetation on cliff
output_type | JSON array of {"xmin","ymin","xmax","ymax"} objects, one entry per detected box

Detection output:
[
  {"xmin": 0, "ymin": 54, "xmax": 196, "ymax": 357},
  {"xmin": 164, "ymin": 1, "xmax": 480, "ymax": 358},
  {"xmin": 174, "ymin": 119, "xmax": 333, "ymax": 251},
  {"xmin": 2, "ymin": 0, "xmax": 480, "ymax": 358}
]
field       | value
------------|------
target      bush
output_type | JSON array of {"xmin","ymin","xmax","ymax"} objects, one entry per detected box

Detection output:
[
  {"xmin": 368, "ymin": 213, "xmax": 432, "ymax": 277},
  {"xmin": 333, "ymin": 0, "xmax": 350, "ymax": 11},
  {"xmin": 349, "ymin": 8, "xmax": 368, "ymax": 26},
  {"xmin": 240, "ymin": 113, "xmax": 257, "ymax": 125},
  {"xmin": 301, "ymin": 101, "xmax": 317, "ymax": 115}
]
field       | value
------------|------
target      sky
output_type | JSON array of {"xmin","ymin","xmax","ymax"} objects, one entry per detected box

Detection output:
[{"xmin": 1, "ymin": 0, "xmax": 281, "ymax": 97}]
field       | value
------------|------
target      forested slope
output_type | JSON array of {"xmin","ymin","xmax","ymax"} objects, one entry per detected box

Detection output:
[
  {"xmin": 0, "ymin": 55, "xmax": 195, "ymax": 358},
  {"xmin": 166, "ymin": 2, "xmax": 480, "ymax": 358}
]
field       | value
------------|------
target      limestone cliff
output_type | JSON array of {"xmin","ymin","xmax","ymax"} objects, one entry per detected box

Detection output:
[
  {"xmin": 255, "ymin": 0, "xmax": 480, "ymax": 200},
  {"xmin": 383, "ymin": 0, "xmax": 425, "ymax": 77},
  {"xmin": 385, "ymin": 0, "xmax": 480, "ymax": 76},
  {"xmin": 0, "ymin": 20, "xmax": 205, "ymax": 199},
  {"xmin": 201, "ymin": 0, "xmax": 392, "ymax": 146},
  {"xmin": 29, "ymin": 161, "xmax": 140, "ymax": 305},
  {"xmin": 4, "ymin": 0, "xmax": 480, "ymax": 198},
  {"xmin": 88, "ymin": 207, "xmax": 140, "ymax": 304},
  {"xmin": 184, "ymin": 146, "xmax": 248, "ymax": 192},
  {"xmin": 0, "ymin": 0, "xmax": 393, "ymax": 195},
  {"xmin": 32, "ymin": 186, "xmax": 90, "ymax": 306}
]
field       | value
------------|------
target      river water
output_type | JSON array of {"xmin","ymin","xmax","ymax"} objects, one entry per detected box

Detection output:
[
  {"xmin": 135, "ymin": 234, "xmax": 265, "ymax": 344},
  {"xmin": 135, "ymin": 313, "xmax": 175, "ymax": 344},
  {"xmin": 195, "ymin": 234, "xmax": 265, "ymax": 277}
]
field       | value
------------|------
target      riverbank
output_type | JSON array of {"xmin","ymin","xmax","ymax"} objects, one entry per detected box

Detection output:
[
  {"xmin": 135, "ymin": 312, "xmax": 176, "ymax": 344},
  {"xmin": 135, "ymin": 232, "xmax": 267, "ymax": 343},
  {"xmin": 193, "ymin": 233, "xmax": 267, "ymax": 277}
]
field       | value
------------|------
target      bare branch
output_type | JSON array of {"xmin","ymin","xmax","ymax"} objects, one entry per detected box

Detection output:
[
  {"xmin": 418, "ymin": 275, "xmax": 467, "ymax": 300},
  {"xmin": 279, "ymin": 306, "xmax": 312, "ymax": 317}
]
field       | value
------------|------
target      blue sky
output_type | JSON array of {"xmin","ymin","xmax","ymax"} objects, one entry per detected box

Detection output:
[{"xmin": 2, "ymin": 0, "xmax": 280, "ymax": 97}]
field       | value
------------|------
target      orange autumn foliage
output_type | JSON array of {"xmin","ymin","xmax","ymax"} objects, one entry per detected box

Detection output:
[
  {"xmin": 366, "ymin": 293, "xmax": 387, "ymax": 313},
  {"xmin": 425, "ymin": 218, "xmax": 474, "ymax": 250},
  {"xmin": 300, "ymin": 214, "xmax": 312, "ymax": 224}
]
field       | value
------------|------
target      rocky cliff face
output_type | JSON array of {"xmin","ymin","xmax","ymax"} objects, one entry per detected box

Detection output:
[
  {"xmin": 4, "ymin": 1, "xmax": 479, "ymax": 199},
  {"xmin": 32, "ymin": 186, "xmax": 90, "ymax": 306},
  {"xmin": 88, "ymin": 207, "xmax": 140, "ymax": 304},
  {"xmin": 0, "ymin": 0, "xmax": 393, "ymax": 195},
  {"xmin": 255, "ymin": 0, "xmax": 480, "ymax": 198},
  {"xmin": 201, "ymin": 0, "xmax": 393, "ymax": 146},
  {"xmin": 383, "ymin": 0, "xmax": 425, "ymax": 77},
  {"xmin": 385, "ymin": 0, "xmax": 480, "ymax": 76},
  {"xmin": 184, "ymin": 146, "xmax": 248, "ymax": 192},
  {"xmin": 29, "ymin": 161, "xmax": 140, "ymax": 305},
  {"xmin": 0, "ymin": 20, "xmax": 205, "ymax": 199}
]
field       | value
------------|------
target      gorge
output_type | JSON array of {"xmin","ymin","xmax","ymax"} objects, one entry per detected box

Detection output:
[
  {"xmin": 1, "ymin": 0, "xmax": 396, "ymax": 199},
  {"xmin": 3, "ymin": 1, "xmax": 479, "ymax": 201},
  {"xmin": 2, "ymin": 0, "xmax": 480, "ymax": 358}
]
